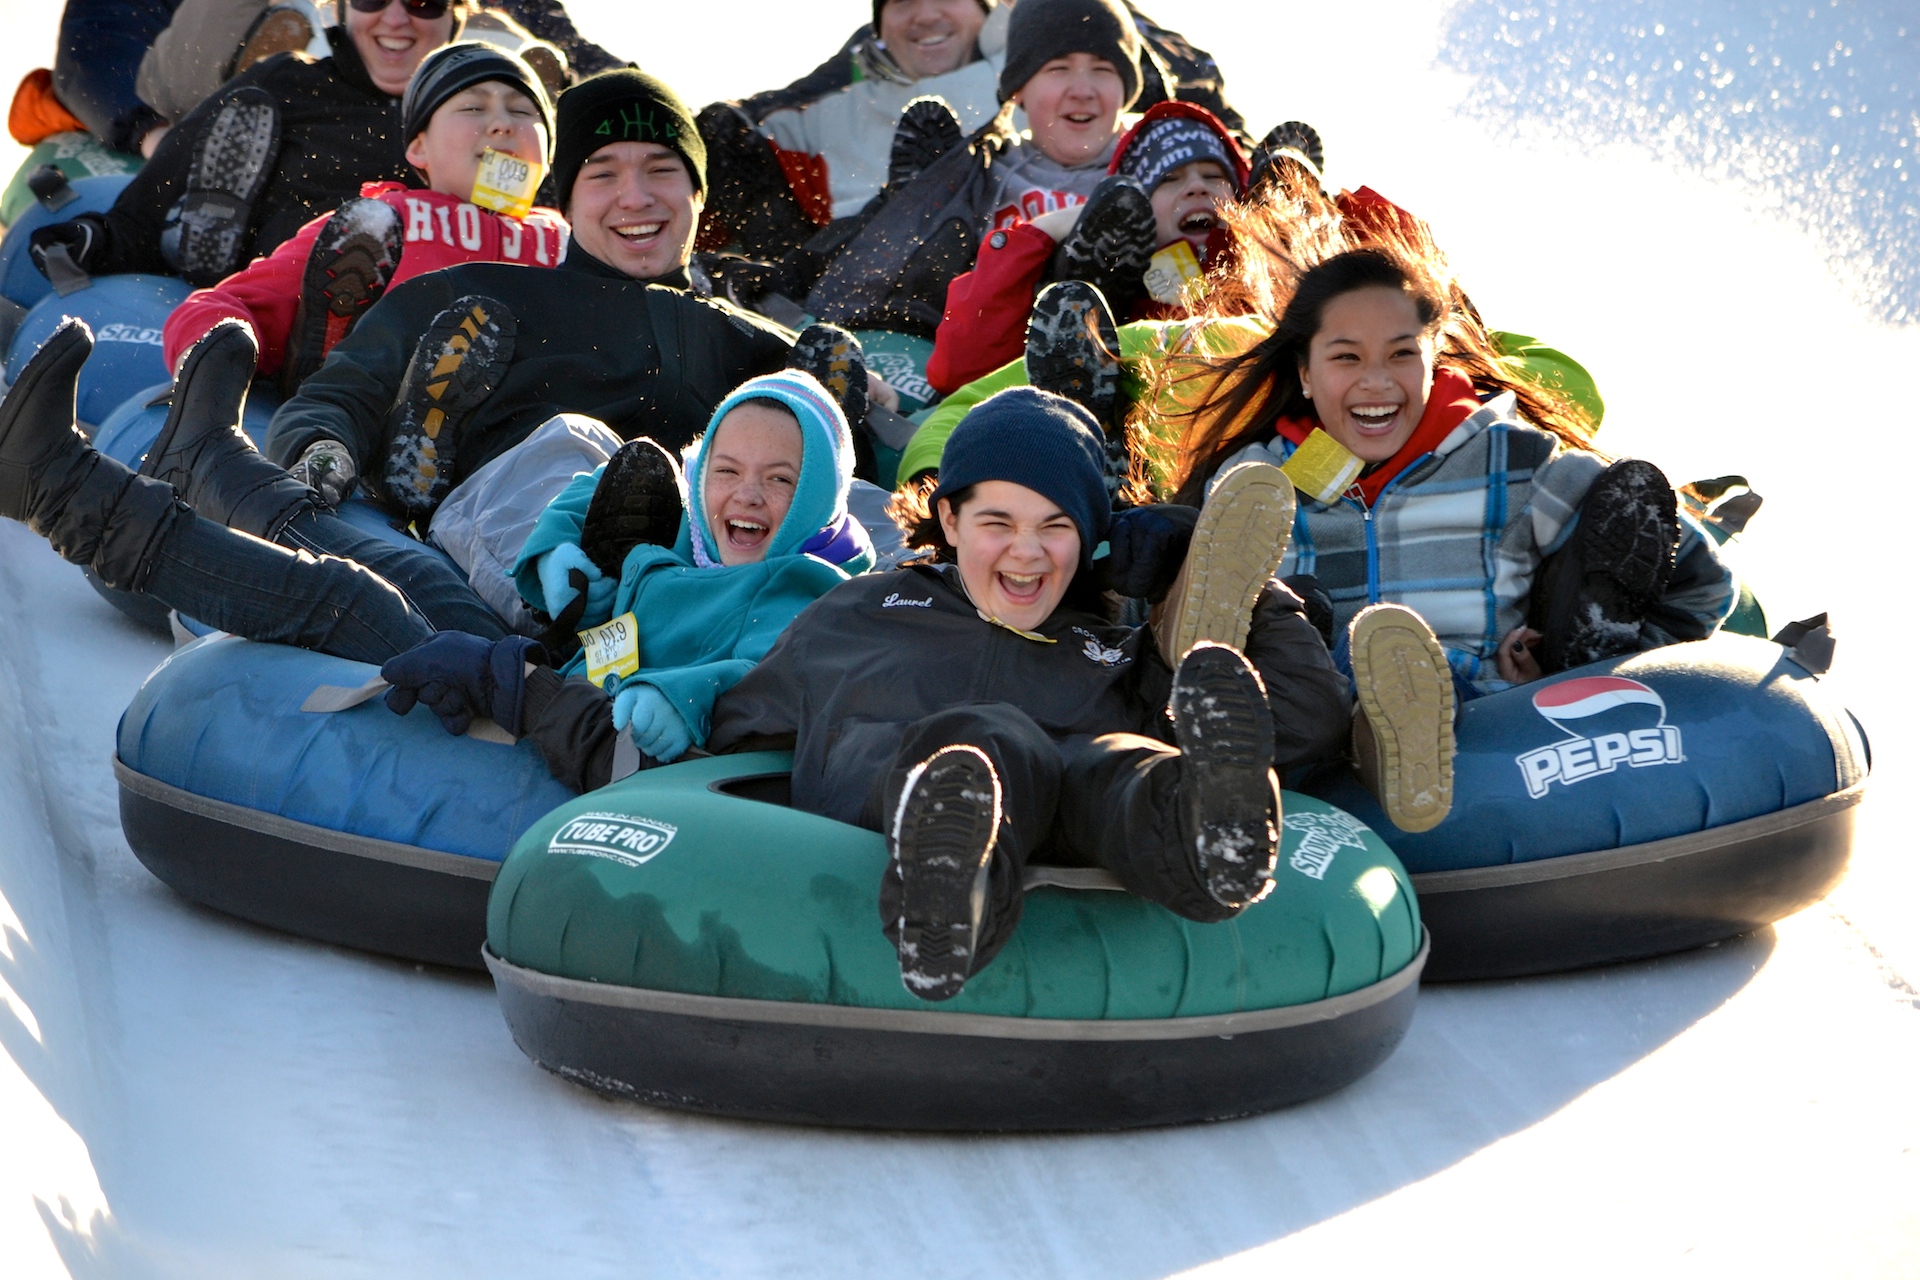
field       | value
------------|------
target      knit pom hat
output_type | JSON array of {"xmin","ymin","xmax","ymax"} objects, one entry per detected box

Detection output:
[
  {"xmin": 1114, "ymin": 101, "xmax": 1248, "ymax": 194},
  {"xmin": 400, "ymin": 42, "xmax": 553, "ymax": 150},
  {"xmin": 933, "ymin": 387, "xmax": 1111, "ymax": 564},
  {"xmin": 552, "ymin": 68, "xmax": 706, "ymax": 206},
  {"xmin": 684, "ymin": 370, "xmax": 867, "ymax": 571},
  {"xmin": 996, "ymin": 0, "xmax": 1141, "ymax": 110}
]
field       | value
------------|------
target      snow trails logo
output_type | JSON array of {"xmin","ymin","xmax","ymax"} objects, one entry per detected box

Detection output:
[
  {"xmin": 1281, "ymin": 810, "xmax": 1373, "ymax": 880},
  {"xmin": 548, "ymin": 812, "xmax": 678, "ymax": 866},
  {"xmin": 1514, "ymin": 676, "xmax": 1684, "ymax": 799}
]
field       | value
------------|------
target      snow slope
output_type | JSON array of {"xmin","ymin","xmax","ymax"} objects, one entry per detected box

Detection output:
[{"xmin": 2, "ymin": 1, "xmax": 1918, "ymax": 1274}]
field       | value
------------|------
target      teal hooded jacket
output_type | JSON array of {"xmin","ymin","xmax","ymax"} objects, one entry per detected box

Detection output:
[{"xmin": 513, "ymin": 370, "xmax": 875, "ymax": 747}]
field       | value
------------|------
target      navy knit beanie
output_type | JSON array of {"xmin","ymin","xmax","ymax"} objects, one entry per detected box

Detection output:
[
  {"xmin": 552, "ymin": 68, "xmax": 706, "ymax": 207},
  {"xmin": 997, "ymin": 0, "xmax": 1142, "ymax": 109},
  {"xmin": 933, "ymin": 388, "xmax": 1111, "ymax": 564},
  {"xmin": 401, "ymin": 42, "xmax": 553, "ymax": 149}
]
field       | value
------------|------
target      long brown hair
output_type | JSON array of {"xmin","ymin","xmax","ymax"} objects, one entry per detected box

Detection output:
[{"xmin": 1155, "ymin": 188, "xmax": 1599, "ymax": 506}]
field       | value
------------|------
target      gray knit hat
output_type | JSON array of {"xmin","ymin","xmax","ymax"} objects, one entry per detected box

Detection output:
[
  {"xmin": 400, "ymin": 42, "xmax": 554, "ymax": 152},
  {"xmin": 996, "ymin": 0, "xmax": 1141, "ymax": 109}
]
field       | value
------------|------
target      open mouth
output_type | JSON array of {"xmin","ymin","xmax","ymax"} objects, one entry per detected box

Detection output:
[
  {"xmin": 724, "ymin": 518, "xmax": 769, "ymax": 552},
  {"xmin": 1178, "ymin": 211, "xmax": 1216, "ymax": 236},
  {"xmin": 912, "ymin": 31, "xmax": 953, "ymax": 48},
  {"xmin": 1063, "ymin": 111, "xmax": 1099, "ymax": 126},
  {"xmin": 1347, "ymin": 404, "xmax": 1403, "ymax": 435},
  {"xmin": 611, "ymin": 221, "xmax": 665, "ymax": 247},
  {"xmin": 996, "ymin": 571, "xmax": 1046, "ymax": 606},
  {"xmin": 373, "ymin": 35, "xmax": 416, "ymax": 54}
]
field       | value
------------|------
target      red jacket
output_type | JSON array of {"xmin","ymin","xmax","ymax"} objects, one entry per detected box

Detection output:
[
  {"xmin": 163, "ymin": 182, "xmax": 570, "ymax": 376},
  {"xmin": 925, "ymin": 101, "xmax": 1248, "ymax": 397}
]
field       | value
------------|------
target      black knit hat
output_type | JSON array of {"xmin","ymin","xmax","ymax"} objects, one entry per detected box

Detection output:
[
  {"xmin": 996, "ymin": 0, "xmax": 1141, "ymax": 109},
  {"xmin": 871, "ymin": 0, "xmax": 993, "ymax": 39},
  {"xmin": 551, "ymin": 68, "xmax": 706, "ymax": 207},
  {"xmin": 400, "ymin": 42, "xmax": 553, "ymax": 151},
  {"xmin": 933, "ymin": 388, "xmax": 1111, "ymax": 565}
]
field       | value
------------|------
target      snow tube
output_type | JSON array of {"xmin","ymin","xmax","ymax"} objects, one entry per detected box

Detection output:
[
  {"xmin": 0, "ymin": 167, "xmax": 135, "ymax": 308},
  {"xmin": 1303, "ymin": 632, "xmax": 1868, "ymax": 981},
  {"xmin": 5, "ymin": 273, "xmax": 192, "ymax": 428},
  {"xmin": 485, "ymin": 753, "xmax": 1427, "ymax": 1131},
  {"xmin": 114, "ymin": 635, "xmax": 577, "ymax": 969}
]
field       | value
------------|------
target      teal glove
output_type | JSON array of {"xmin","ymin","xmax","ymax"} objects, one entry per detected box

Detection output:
[
  {"xmin": 538, "ymin": 542, "xmax": 617, "ymax": 623},
  {"xmin": 611, "ymin": 684, "xmax": 693, "ymax": 763}
]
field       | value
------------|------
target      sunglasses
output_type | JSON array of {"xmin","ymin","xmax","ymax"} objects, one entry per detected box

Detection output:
[{"xmin": 346, "ymin": 0, "xmax": 452, "ymax": 19}]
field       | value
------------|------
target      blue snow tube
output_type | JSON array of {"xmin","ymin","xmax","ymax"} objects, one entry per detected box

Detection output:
[
  {"xmin": 114, "ymin": 636, "xmax": 579, "ymax": 969},
  {"xmin": 5, "ymin": 273, "xmax": 192, "ymax": 427},
  {"xmin": 1303, "ymin": 631, "xmax": 1869, "ymax": 979},
  {"xmin": 0, "ymin": 171, "xmax": 133, "ymax": 308}
]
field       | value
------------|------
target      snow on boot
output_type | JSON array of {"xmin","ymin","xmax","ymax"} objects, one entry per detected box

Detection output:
[
  {"xmin": 787, "ymin": 322, "xmax": 869, "ymax": 430},
  {"xmin": 1153, "ymin": 460, "xmax": 1295, "ymax": 664},
  {"xmin": 1252, "ymin": 120, "xmax": 1326, "ymax": 182},
  {"xmin": 887, "ymin": 95, "xmax": 963, "ymax": 190},
  {"xmin": 139, "ymin": 320, "xmax": 322, "ymax": 539},
  {"xmin": 382, "ymin": 296, "xmax": 517, "ymax": 520},
  {"xmin": 1349, "ymin": 603, "xmax": 1455, "ymax": 834},
  {"xmin": 1049, "ymin": 174, "xmax": 1155, "ymax": 314},
  {"xmin": 888, "ymin": 744, "xmax": 1001, "ymax": 1002},
  {"xmin": 579, "ymin": 438, "xmax": 687, "ymax": 579},
  {"xmin": 162, "ymin": 86, "xmax": 283, "ymax": 286},
  {"xmin": 1531, "ymin": 459, "xmax": 1680, "ymax": 673},
  {"xmin": 282, "ymin": 196, "xmax": 404, "ymax": 392},
  {"xmin": 1170, "ymin": 642, "xmax": 1280, "ymax": 910},
  {"xmin": 1024, "ymin": 279, "xmax": 1124, "ymax": 467}
]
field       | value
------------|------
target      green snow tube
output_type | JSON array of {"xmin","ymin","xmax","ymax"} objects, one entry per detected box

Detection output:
[
  {"xmin": 485, "ymin": 752, "xmax": 1427, "ymax": 1131},
  {"xmin": 0, "ymin": 132, "xmax": 141, "ymax": 230}
]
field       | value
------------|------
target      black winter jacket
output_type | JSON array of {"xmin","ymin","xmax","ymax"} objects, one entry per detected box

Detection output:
[
  {"xmin": 263, "ymin": 247, "xmax": 794, "ymax": 505},
  {"xmin": 86, "ymin": 27, "xmax": 411, "ymax": 279},
  {"xmin": 55, "ymin": 0, "xmax": 179, "ymax": 153},
  {"xmin": 705, "ymin": 563, "xmax": 1350, "ymax": 825}
]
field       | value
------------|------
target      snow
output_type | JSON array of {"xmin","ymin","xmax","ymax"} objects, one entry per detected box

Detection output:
[{"xmin": 3, "ymin": 1, "xmax": 1919, "ymax": 1274}]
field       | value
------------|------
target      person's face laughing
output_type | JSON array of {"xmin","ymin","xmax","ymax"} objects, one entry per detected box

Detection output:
[
  {"xmin": 403, "ymin": 81, "xmax": 547, "ymax": 197},
  {"xmin": 940, "ymin": 480, "xmax": 1081, "ymax": 632},
  {"xmin": 1298, "ymin": 285, "xmax": 1437, "ymax": 464},
  {"xmin": 1016, "ymin": 53, "xmax": 1125, "ymax": 168},
  {"xmin": 703, "ymin": 402, "xmax": 803, "ymax": 566},
  {"xmin": 346, "ymin": 0, "xmax": 453, "ymax": 97},
  {"xmin": 1149, "ymin": 159, "xmax": 1236, "ymax": 256},
  {"xmin": 566, "ymin": 141, "xmax": 702, "ymax": 279},
  {"xmin": 878, "ymin": 0, "xmax": 986, "ymax": 80}
]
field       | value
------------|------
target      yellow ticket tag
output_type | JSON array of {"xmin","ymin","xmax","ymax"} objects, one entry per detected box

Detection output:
[
  {"xmin": 1142, "ymin": 240, "xmax": 1203, "ymax": 305},
  {"xmin": 1281, "ymin": 429, "xmax": 1365, "ymax": 503},
  {"xmin": 579, "ymin": 611, "xmax": 640, "ymax": 688},
  {"xmin": 470, "ymin": 147, "xmax": 539, "ymax": 219}
]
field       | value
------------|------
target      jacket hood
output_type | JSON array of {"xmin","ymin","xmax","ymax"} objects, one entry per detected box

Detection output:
[{"xmin": 682, "ymin": 370, "xmax": 867, "ymax": 569}]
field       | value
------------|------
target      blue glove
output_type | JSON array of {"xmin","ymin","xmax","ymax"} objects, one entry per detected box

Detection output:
[
  {"xmin": 611, "ymin": 684, "xmax": 693, "ymax": 763},
  {"xmin": 1105, "ymin": 504, "xmax": 1201, "ymax": 601},
  {"xmin": 538, "ymin": 543, "xmax": 602, "ymax": 619},
  {"xmin": 382, "ymin": 633, "xmax": 545, "ymax": 736}
]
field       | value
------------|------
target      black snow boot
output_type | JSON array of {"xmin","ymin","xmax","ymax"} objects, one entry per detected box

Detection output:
[
  {"xmin": 1169, "ymin": 642, "xmax": 1281, "ymax": 910},
  {"xmin": 139, "ymin": 320, "xmax": 323, "ymax": 540},
  {"xmin": 787, "ymin": 322, "xmax": 869, "ymax": 429},
  {"xmin": 381, "ymin": 295, "xmax": 517, "ymax": 520},
  {"xmin": 1529, "ymin": 458, "xmax": 1680, "ymax": 673},
  {"xmin": 887, "ymin": 744, "xmax": 1002, "ymax": 1002},
  {"xmin": 1025, "ymin": 280, "xmax": 1127, "ymax": 489},
  {"xmin": 695, "ymin": 102, "xmax": 818, "ymax": 260},
  {"xmin": 161, "ymin": 86, "xmax": 283, "ymax": 286},
  {"xmin": 1049, "ymin": 174, "xmax": 1156, "ymax": 315},
  {"xmin": 0, "ymin": 320, "xmax": 187, "ymax": 590},
  {"xmin": 579, "ymin": 438, "xmax": 687, "ymax": 579},
  {"xmin": 281, "ymin": 195, "xmax": 404, "ymax": 392},
  {"xmin": 887, "ymin": 95, "xmax": 963, "ymax": 190}
]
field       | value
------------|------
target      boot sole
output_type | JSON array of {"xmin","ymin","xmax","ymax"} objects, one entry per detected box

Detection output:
[
  {"xmin": 234, "ymin": 7, "xmax": 315, "ymax": 76},
  {"xmin": 1579, "ymin": 459, "xmax": 1678, "ymax": 601},
  {"xmin": 1025, "ymin": 280, "xmax": 1121, "ymax": 428},
  {"xmin": 890, "ymin": 745, "xmax": 1000, "ymax": 1003},
  {"xmin": 888, "ymin": 96, "xmax": 963, "ymax": 189},
  {"xmin": 1350, "ymin": 604, "xmax": 1455, "ymax": 834},
  {"xmin": 176, "ymin": 88, "xmax": 281, "ymax": 283},
  {"xmin": 383, "ymin": 296, "xmax": 517, "ymax": 511},
  {"xmin": 1170, "ymin": 643, "xmax": 1279, "ymax": 908},
  {"xmin": 788, "ymin": 324, "xmax": 868, "ymax": 427},
  {"xmin": 580, "ymin": 438, "xmax": 686, "ymax": 578},
  {"xmin": 285, "ymin": 198, "xmax": 403, "ymax": 388},
  {"xmin": 1154, "ymin": 461, "xmax": 1295, "ymax": 663},
  {"xmin": 1055, "ymin": 177, "xmax": 1155, "ymax": 300}
]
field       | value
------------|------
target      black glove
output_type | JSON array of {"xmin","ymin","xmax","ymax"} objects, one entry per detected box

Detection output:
[
  {"xmin": 1105, "ymin": 504, "xmax": 1200, "ymax": 601},
  {"xmin": 381, "ymin": 633, "xmax": 546, "ymax": 737},
  {"xmin": 29, "ymin": 215, "xmax": 108, "ymax": 280}
]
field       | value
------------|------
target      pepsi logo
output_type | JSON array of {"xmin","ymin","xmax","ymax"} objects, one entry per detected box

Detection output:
[{"xmin": 1515, "ymin": 675, "xmax": 1684, "ymax": 799}]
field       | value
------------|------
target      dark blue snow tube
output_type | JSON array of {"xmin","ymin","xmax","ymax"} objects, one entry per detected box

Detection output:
[
  {"xmin": 6, "ymin": 273, "xmax": 191, "ymax": 427},
  {"xmin": 0, "ymin": 171, "xmax": 133, "ymax": 308},
  {"xmin": 115, "ymin": 635, "xmax": 578, "ymax": 969},
  {"xmin": 1304, "ymin": 632, "xmax": 1869, "ymax": 979}
]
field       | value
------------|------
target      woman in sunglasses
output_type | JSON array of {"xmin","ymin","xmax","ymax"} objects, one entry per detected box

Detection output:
[{"xmin": 29, "ymin": 0, "xmax": 466, "ymax": 288}]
